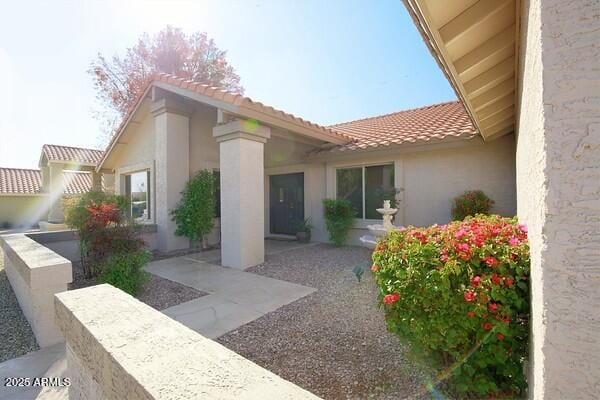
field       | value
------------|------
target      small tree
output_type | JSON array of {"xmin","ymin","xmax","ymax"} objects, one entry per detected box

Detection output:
[
  {"xmin": 171, "ymin": 170, "xmax": 216, "ymax": 248},
  {"xmin": 323, "ymin": 198, "xmax": 356, "ymax": 246}
]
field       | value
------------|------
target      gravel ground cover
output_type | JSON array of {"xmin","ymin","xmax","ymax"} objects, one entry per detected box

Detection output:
[
  {"xmin": 69, "ymin": 261, "xmax": 207, "ymax": 311},
  {"xmin": 218, "ymin": 244, "xmax": 433, "ymax": 400},
  {"xmin": 0, "ymin": 247, "xmax": 39, "ymax": 363}
]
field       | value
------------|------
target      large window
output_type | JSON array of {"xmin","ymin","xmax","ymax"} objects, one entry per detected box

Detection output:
[
  {"xmin": 125, "ymin": 170, "xmax": 150, "ymax": 222},
  {"xmin": 336, "ymin": 164, "xmax": 395, "ymax": 219}
]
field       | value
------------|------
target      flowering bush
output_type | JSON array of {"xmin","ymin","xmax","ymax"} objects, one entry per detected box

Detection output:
[
  {"xmin": 371, "ymin": 215, "xmax": 530, "ymax": 397},
  {"xmin": 452, "ymin": 190, "xmax": 494, "ymax": 221}
]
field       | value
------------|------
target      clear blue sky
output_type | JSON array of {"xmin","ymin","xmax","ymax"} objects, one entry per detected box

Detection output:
[{"xmin": 0, "ymin": 0, "xmax": 455, "ymax": 169}]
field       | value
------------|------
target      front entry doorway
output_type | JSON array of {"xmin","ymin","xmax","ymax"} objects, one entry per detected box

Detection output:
[{"xmin": 269, "ymin": 173, "xmax": 304, "ymax": 235}]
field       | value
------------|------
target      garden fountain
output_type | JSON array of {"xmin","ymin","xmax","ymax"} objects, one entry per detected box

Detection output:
[{"xmin": 359, "ymin": 200, "xmax": 404, "ymax": 249}]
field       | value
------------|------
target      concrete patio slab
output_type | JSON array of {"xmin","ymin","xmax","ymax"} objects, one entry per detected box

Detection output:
[{"xmin": 147, "ymin": 244, "xmax": 316, "ymax": 338}]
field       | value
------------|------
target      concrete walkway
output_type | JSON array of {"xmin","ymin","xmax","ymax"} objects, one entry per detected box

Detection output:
[
  {"xmin": 147, "ymin": 240, "xmax": 317, "ymax": 338},
  {"xmin": 0, "ymin": 240, "xmax": 317, "ymax": 399}
]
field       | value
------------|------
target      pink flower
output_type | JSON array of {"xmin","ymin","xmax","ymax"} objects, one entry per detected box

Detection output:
[
  {"xmin": 483, "ymin": 256, "xmax": 498, "ymax": 268},
  {"xmin": 464, "ymin": 290, "xmax": 476, "ymax": 302},
  {"xmin": 440, "ymin": 254, "xmax": 448, "ymax": 262},
  {"xmin": 509, "ymin": 236, "xmax": 519, "ymax": 246},
  {"xmin": 371, "ymin": 264, "xmax": 380, "ymax": 272},
  {"xmin": 456, "ymin": 243, "xmax": 470, "ymax": 252},
  {"xmin": 518, "ymin": 224, "xmax": 528, "ymax": 234},
  {"xmin": 470, "ymin": 276, "xmax": 481, "ymax": 287},
  {"xmin": 454, "ymin": 228, "xmax": 468, "ymax": 239}
]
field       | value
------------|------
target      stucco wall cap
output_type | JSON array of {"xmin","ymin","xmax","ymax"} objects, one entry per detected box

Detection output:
[
  {"xmin": 150, "ymin": 96, "xmax": 193, "ymax": 117},
  {"xmin": 213, "ymin": 119, "xmax": 271, "ymax": 143}
]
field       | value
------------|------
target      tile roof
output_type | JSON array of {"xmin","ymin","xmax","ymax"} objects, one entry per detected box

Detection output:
[
  {"xmin": 42, "ymin": 144, "xmax": 104, "ymax": 165},
  {"xmin": 99, "ymin": 73, "xmax": 353, "ymax": 169},
  {"xmin": 0, "ymin": 168, "xmax": 42, "ymax": 195},
  {"xmin": 323, "ymin": 101, "xmax": 478, "ymax": 153},
  {"xmin": 0, "ymin": 168, "xmax": 93, "ymax": 195}
]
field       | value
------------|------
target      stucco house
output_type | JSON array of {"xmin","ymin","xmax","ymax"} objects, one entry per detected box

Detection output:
[
  {"xmin": 0, "ymin": 145, "xmax": 104, "ymax": 228},
  {"xmin": 91, "ymin": 73, "xmax": 515, "ymax": 269}
]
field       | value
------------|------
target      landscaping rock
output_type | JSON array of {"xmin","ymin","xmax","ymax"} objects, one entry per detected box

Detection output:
[
  {"xmin": 0, "ymin": 247, "xmax": 39, "ymax": 363},
  {"xmin": 218, "ymin": 244, "xmax": 433, "ymax": 400}
]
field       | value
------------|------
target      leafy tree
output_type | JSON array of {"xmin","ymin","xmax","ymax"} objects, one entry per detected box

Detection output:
[
  {"xmin": 90, "ymin": 26, "xmax": 243, "ymax": 142},
  {"xmin": 171, "ymin": 170, "xmax": 216, "ymax": 248}
]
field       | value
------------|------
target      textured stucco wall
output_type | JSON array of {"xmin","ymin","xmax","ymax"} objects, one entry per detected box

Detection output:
[
  {"xmin": 55, "ymin": 284, "xmax": 320, "ymax": 399},
  {"xmin": 0, "ymin": 195, "xmax": 47, "ymax": 228},
  {"xmin": 516, "ymin": 0, "xmax": 600, "ymax": 398},
  {"xmin": 319, "ymin": 136, "xmax": 516, "ymax": 246}
]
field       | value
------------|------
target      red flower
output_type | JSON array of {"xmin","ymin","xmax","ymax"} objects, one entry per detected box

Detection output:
[
  {"xmin": 496, "ymin": 333, "xmax": 505, "ymax": 341},
  {"xmin": 464, "ymin": 290, "xmax": 476, "ymax": 302},
  {"xmin": 467, "ymin": 311, "xmax": 476, "ymax": 318},
  {"xmin": 371, "ymin": 264, "xmax": 380, "ymax": 272},
  {"xmin": 440, "ymin": 254, "xmax": 448, "ymax": 262},
  {"xmin": 482, "ymin": 312, "xmax": 488, "ymax": 318},
  {"xmin": 483, "ymin": 256, "xmax": 498, "ymax": 268},
  {"xmin": 491, "ymin": 274, "xmax": 502, "ymax": 285},
  {"xmin": 488, "ymin": 303, "xmax": 498, "ymax": 312},
  {"xmin": 483, "ymin": 322, "xmax": 493, "ymax": 330},
  {"xmin": 505, "ymin": 278, "xmax": 514, "ymax": 287},
  {"xmin": 470, "ymin": 276, "xmax": 481, "ymax": 287},
  {"xmin": 383, "ymin": 292, "xmax": 399, "ymax": 305}
]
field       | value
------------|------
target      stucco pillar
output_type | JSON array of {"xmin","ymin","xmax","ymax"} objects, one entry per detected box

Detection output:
[
  {"xmin": 91, "ymin": 171, "xmax": 102, "ymax": 191},
  {"xmin": 47, "ymin": 163, "xmax": 64, "ymax": 223},
  {"xmin": 152, "ymin": 97, "xmax": 191, "ymax": 253},
  {"xmin": 213, "ymin": 120, "xmax": 271, "ymax": 269},
  {"xmin": 102, "ymin": 173, "xmax": 115, "ymax": 194},
  {"xmin": 516, "ymin": 0, "xmax": 600, "ymax": 398}
]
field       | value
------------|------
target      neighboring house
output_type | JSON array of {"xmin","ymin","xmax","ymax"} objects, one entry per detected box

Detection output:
[
  {"xmin": 97, "ymin": 73, "xmax": 516, "ymax": 268},
  {"xmin": 0, "ymin": 144, "xmax": 105, "ymax": 228},
  {"xmin": 402, "ymin": 0, "xmax": 599, "ymax": 398}
]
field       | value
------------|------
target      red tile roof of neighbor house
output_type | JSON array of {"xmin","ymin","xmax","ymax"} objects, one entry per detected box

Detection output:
[
  {"xmin": 0, "ymin": 167, "xmax": 93, "ymax": 195},
  {"xmin": 42, "ymin": 144, "xmax": 104, "ymax": 165},
  {"xmin": 324, "ymin": 101, "xmax": 478, "ymax": 153}
]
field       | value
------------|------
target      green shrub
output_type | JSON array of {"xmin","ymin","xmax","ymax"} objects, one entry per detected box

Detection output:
[
  {"xmin": 97, "ymin": 250, "xmax": 151, "ymax": 295},
  {"xmin": 171, "ymin": 170, "xmax": 216, "ymax": 246},
  {"xmin": 371, "ymin": 215, "xmax": 530, "ymax": 397},
  {"xmin": 451, "ymin": 190, "xmax": 494, "ymax": 221},
  {"xmin": 323, "ymin": 198, "xmax": 356, "ymax": 246}
]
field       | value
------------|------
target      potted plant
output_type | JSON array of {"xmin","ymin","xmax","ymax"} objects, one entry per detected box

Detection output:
[{"xmin": 295, "ymin": 218, "xmax": 313, "ymax": 243}]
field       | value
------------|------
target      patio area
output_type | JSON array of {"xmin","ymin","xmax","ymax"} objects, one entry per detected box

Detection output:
[{"xmin": 0, "ymin": 240, "xmax": 428, "ymax": 399}]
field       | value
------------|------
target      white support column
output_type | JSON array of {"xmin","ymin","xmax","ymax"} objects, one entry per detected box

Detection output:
[
  {"xmin": 152, "ymin": 97, "xmax": 191, "ymax": 253},
  {"xmin": 47, "ymin": 163, "xmax": 65, "ymax": 223},
  {"xmin": 213, "ymin": 120, "xmax": 271, "ymax": 269}
]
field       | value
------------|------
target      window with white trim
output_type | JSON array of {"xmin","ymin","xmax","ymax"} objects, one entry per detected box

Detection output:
[
  {"xmin": 336, "ymin": 164, "xmax": 395, "ymax": 219},
  {"xmin": 124, "ymin": 170, "xmax": 151, "ymax": 222}
]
